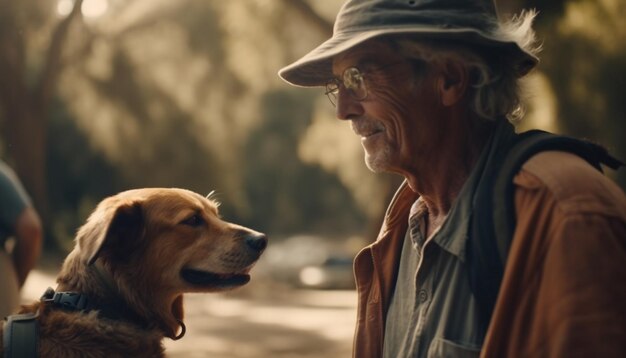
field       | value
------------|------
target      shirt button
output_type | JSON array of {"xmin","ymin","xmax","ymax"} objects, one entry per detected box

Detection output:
[{"xmin": 418, "ymin": 289, "xmax": 428, "ymax": 303}]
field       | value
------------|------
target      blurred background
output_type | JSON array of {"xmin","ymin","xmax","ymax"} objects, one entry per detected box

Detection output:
[{"xmin": 1, "ymin": 0, "xmax": 625, "ymax": 357}]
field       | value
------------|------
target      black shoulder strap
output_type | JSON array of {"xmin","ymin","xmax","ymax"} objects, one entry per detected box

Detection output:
[
  {"xmin": 3, "ymin": 311, "xmax": 39, "ymax": 358},
  {"xmin": 492, "ymin": 130, "xmax": 623, "ymax": 261},
  {"xmin": 469, "ymin": 129, "xmax": 624, "ymax": 335}
]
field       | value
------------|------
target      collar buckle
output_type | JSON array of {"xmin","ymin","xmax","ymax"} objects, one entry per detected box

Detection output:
[{"xmin": 41, "ymin": 287, "xmax": 91, "ymax": 311}]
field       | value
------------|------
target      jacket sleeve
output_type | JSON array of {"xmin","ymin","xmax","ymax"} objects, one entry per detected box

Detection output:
[{"xmin": 482, "ymin": 151, "xmax": 626, "ymax": 358}]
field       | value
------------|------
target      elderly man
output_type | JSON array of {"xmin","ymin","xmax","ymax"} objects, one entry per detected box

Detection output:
[{"xmin": 279, "ymin": 0, "xmax": 626, "ymax": 357}]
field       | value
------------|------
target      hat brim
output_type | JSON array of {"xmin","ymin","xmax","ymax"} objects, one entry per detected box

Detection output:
[{"xmin": 279, "ymin": 28, "xmax": 538, "ymax": 87}]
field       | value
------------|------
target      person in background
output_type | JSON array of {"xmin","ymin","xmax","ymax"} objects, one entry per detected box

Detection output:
[
  {"xmin": 0, "ymin": 159, "xmax": 43, "ymax": 318},
  {"xmin": 278, "ymin": 0, "xmax": 626, "ymax": 357}
]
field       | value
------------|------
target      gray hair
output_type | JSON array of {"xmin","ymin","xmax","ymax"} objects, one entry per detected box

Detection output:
[{"xmin": 393, "ymin": 10, "xmax": 540, "ymax": 122}]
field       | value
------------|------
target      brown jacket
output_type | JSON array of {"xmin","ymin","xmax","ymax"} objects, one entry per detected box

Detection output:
[{"xmin": 352, "ymin": 151, "xmax": 626, "ymax": 358}]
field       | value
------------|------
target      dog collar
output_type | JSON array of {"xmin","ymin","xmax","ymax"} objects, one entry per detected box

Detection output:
[
  {"xmin": 40, "ymin": 287, "xmax": 148, "ymax": 329},
  {"xmin": 40, "ymin": 287, "xmax": 93, "ymax": 311}
]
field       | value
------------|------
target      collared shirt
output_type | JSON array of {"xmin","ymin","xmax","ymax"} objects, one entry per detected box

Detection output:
[{"xmin": 383, "ymin": 131, "xmax": 491, "ymax": 358}]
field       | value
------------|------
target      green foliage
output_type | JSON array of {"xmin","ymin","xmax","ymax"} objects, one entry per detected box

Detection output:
[
  {"xmin": 242, "ymin": 90, "xmax": 367, "ymax": 235},
  {"xmin": 46, "ymin": 99, "xmax": 127, "ymax": 249}
]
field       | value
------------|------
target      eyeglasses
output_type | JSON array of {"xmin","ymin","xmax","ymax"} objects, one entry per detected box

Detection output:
[
  {"xmin": 324, "ymin": 67, "xmax": 367, "ymax": 107},
  {"xmin": 324, "ymin": 62, "xmax": 406, "ymax": 107}
]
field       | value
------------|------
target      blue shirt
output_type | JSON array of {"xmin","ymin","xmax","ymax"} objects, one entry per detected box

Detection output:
[{"xmin": 0, "ymin": 161, "xmax": 31, "ymax": 243}]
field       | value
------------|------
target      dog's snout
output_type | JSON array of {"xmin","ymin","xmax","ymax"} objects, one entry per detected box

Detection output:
[{"xmin": 245, "ymin": 233, "xmax": 267, "ymax": 252}]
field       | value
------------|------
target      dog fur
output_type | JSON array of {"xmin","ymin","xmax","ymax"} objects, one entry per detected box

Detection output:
[{"xmin": 0, "ymin": 188, "xmax": 267, "ymax": 357}]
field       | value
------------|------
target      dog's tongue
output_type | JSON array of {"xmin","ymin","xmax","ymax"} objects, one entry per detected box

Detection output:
[{"xmin": 181, "ymin": 269, "xmax": 250, "ymax": 287}]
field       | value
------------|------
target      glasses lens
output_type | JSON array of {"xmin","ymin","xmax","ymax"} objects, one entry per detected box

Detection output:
[
  {"xmin": 343, "ymin": 67, "xmax": 367, "ymax": 100},
  {"xmin": 325, "ymin": 80, "xmax": 339, "ymax": 106},
  {"xmin": 324, "ymin": 68, "xmax": 367, "ymax": 107}
]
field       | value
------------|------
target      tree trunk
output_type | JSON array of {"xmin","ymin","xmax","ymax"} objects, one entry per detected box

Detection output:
[
  {"xmin": 3, "ymin": 102, "xmax": 48, "ymax": 219},
  {"xmin": 0, "ymin": 0, "xmax": 83, "ymax": 225}
]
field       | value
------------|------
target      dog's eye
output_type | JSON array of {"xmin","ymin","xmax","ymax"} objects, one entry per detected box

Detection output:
[{"xmin": 180, "ymin": 214, "xmax": 204, "ymax": 227}]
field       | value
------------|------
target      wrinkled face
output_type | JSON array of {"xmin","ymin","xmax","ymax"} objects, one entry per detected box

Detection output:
[
  {"xmin": 81, "ymin": 188, "xmax": 267, "ymax": 294},
  {"xmin": 332, "ymin": 40, "xmax": 445, "ymax": 175}
]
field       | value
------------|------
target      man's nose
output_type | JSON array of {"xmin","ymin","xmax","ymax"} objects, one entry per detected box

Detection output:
[{"xmin": 336, "ymin": 87, "xmax": 364, "ymax": 121}]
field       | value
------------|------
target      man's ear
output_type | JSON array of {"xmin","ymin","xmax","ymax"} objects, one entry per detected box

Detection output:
[
  {"xmin": 437, "ymin": 60, "xmax": 469, "ymax": 107},
  {"xmin": 77, "ymin": 201, "xmax": 144, "ymax": 266}
]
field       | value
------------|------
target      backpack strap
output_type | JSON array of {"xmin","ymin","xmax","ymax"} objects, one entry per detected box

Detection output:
[
  {"xmin": 468, "ymin": 128, "xmax": 624, "ymax": 335},
  {"xmin": 2, "ymin": 311, "xmax": 39, "ymax": 358},
  {"xmin": 492, "ymin": 130, "xmax": 623, "ymax": 262}
]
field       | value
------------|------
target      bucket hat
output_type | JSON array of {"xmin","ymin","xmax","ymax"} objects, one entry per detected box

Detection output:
[{"xmin": 279, "ymin": 0, "xmax": 538, "ymax": 87}]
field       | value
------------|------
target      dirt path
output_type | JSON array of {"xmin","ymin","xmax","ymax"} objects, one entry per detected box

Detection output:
[{"xmin": 21, "ymin": 265, "xmax": 356, "ymax": 358}]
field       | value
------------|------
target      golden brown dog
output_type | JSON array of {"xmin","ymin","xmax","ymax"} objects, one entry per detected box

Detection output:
[{"xmin": 0, "ymin": 188, "xmax": 267, "ymax": 357}]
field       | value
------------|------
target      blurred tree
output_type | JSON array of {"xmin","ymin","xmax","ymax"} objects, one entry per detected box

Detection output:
[
  {"xmin": 1, "ymin": 0, "xmax": 367, "ymax": 247},
  {"xmin": 46, "ymin": 98, "xmax": 127, "ymax": 249},
  {"xmin": 531, "ymin": 0, "xmax": 626, "ymax": 188},
  {"xmin": 243, "ymin": 90, "xmax": 367, "ymax": 236},
  {"xmin": 1, "ymin": 0, "xmax": 622, "ymax": 253},
  {"xmin": 500, "ymin": 0, "xmax": 626, "ymax": 188},
  {"xmin": 0, "ymin": 0, "xmax": 84, "ymax": 221}
]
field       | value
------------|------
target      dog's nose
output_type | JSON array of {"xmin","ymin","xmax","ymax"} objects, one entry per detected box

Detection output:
[{"xmin": 245, "ymin": 233, "xmax": 267, "ymax": 252}]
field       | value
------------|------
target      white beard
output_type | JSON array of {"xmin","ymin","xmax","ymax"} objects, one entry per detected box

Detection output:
[{"xmin": 364, "ymin": 145, "xmax": 393, "ymax": 173}]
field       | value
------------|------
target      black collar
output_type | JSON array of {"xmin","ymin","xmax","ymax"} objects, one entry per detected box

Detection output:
[
  {"xmin": 40, "ymin": 288, "xmax": 92, "ymax": 311},
  {"xmin": 41, "ymin": 263, "xmax": 149, "ymax": 329},
  {"xmin": 40, "ymin": 286, "xmax": 148, "ymax": 328},
  {"xmin": 41, "ymin": 262, "xmax": 186, "ymax": 340}
]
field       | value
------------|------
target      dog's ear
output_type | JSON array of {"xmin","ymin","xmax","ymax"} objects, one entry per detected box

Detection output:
[{"xmin": 79, "ymin": 201, "xmax": 144, "ymax": 266}]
